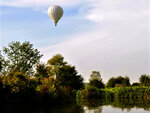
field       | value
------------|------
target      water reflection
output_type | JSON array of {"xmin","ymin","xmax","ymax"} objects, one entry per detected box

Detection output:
[
  {"xmin": 78, "ymin": 99, "xmax": 150, "ymax": 113},
  {"xmin": 1, "ymin": 99, "xmax": 150, "ymax": 113}
]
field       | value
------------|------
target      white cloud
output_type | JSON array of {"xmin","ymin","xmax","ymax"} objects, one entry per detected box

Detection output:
[
  {"xmin": 82, "ymin": 0, "xmax": 149, "ymax": 22},
  {"xmin": 40, "ymin": 11, "xmax": 149, "ymax": 83},
  {"xmin": 1, "ymin": 0, "xmax": 83, "ymax": 7}
]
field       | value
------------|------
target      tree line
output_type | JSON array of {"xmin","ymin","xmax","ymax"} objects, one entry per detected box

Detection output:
[{"xmin": 0, "ymin": 41, "xmax": 150, "ymax": 106}]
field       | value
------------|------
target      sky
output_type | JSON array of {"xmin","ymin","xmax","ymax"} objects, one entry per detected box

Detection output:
[{"xmin": 0, "ymin": 0, "xmax": 150, "ymax": 83}]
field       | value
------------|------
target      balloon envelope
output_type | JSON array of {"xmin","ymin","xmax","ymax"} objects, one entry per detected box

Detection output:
[{"xmin": 48, "ymin": 5, "xmax": 63, "ymax": 26}]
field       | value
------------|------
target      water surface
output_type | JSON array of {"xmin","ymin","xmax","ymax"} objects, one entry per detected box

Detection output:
[{"xmin": 3, "ymin": 99, "xmax": 150, "ymax": 113}]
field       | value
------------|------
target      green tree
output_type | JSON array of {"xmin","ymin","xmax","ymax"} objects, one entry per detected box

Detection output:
[
  {"xmin": 0, "ymin": 54, "xmax": 2, "ymax": 72},
  {"xmin": 90, "ymin": 71, "xmax": 102, "ymax": 81},
  {"xmin": 35, "ymin": 63, "xmax": 49, "ymax": 78},
  {"xmin": 47, "ymin": 54, "xmax": 84, "ymax": 91},
  {"xmin": 2, "ymin": 41, "xmax": 43, "ymax": 74},
  {"xmin": 106, "ymin": 76, "xmax": 130, "ymax": 88},
  {"xmin": 47, "ymin": 54, "xmax": 67, "ymax": 67},
  {"xmin": 47, "ymin": 54, "xmax": 67, "ymax": 77},
  {"xmin": 88, "ymin": 71, "xmax": 105, "ymax": 89},
  {"xmin": 139, "ymin": 74, "xmax": 150, "ymax": 86},
  {"xmin": 0, "ymin": 51, "xmax": 9, "ymax": 75},
  {"xmin": 56, "ymin": 65, "xmax": 84, "ymax": 90}
]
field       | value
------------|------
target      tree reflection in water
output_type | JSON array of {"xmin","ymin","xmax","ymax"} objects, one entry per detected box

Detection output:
[
  {"xmin": 78, "ymin": 98, "xmax": 150, "ymax": 113},
  {"xmin": 1, "ymin": 98, "xmax": 150, "ymax": 113}
]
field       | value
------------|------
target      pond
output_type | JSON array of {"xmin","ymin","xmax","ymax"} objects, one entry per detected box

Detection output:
[{"xmin": 2, "ymin": 99, "xmax": 150, "ymax": 113}]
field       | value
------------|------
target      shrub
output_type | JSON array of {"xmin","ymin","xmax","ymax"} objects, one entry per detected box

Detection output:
[
  {"xmin": 88, "ymin": 79, "xmax": 105, "ymax": 89},
  {"xmin": 132, "ymin": 82, "xmax": 140, "ymax": 86},
  {"xmin": 106, "ymin": 76, "xmax": 130, "ymax": 88},
  {"xmin": 76, "ymin": 87, "xmax": 105, "ymax": 99}
]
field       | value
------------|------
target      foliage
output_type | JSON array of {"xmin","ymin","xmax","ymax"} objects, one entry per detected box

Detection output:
[
  {"xmin": 106, "ymin": 76, "xmax": 130, "ymax": 88},
  {"xmin": 2, "ymin": 41, "xmax": 43, "ymax": 74},
  {"xmin": 77, "ymin": 87, "xmax": 150, "ymax": 101},
  {"xmin": 139, "ymin": 74, "xmax": 150, "ymax": 86},
  {"xmin": 2, "ymin": 72, "xmax": 29, "ymax": 93},
  {"xmin": 89, "ymin": 71, "xmax": 102, "ymax": 81},
  {"xmin": 132, "ymin": 82, "xmax": 140, "ymax": 86},
  {"xmin": 35, "ymin": 63, "xmax": 49, "ymax": 78},
  {"xmin": 88, "ymin": 79, "xmax": 105, "ymax": 89},
  {"xmin": 47, "ymin": 54, "xmax": 67, "ymax": 67},
  {"xmin": 37, "ymin": 76, "xmax": 57, "ymax": 98},
  {"xmin": 0, "ymin": 58, "xmax": 2, "ymax": 72},
  {"xmin": 87, "ymin": 71, "xmax": 105, "ymax": 89},
  {"xmin": 56, "ymin": 65, "xmax": 84, "ymax": 90},
  {"xmin": 114, "ymin": 87, "xmax": 150, "ymax": 100},
  {"xmin": 1, "ymin": 41, "xmax": 150, "ymax": 108},
  {"xmin": 47, "ymin": 54, "xmax": 84, "ymax": 92},
  {"xmin": 76, "ymin": 87, "xmax": 105, "ymax": 99},
  {"xmin": 0, "ymin": 51, "xmax": 2, "ymax": 72}
]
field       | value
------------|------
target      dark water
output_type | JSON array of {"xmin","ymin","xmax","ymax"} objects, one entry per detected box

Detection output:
[{"xmin": 2, "ymin": 99, "xmax": 150, "ymax": 113}]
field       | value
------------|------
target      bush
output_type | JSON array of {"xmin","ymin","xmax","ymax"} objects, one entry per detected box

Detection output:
[
  {"xmin": 132, "ymin": 82, "xmax": 140, "ymax": 86},
  {"xmin": 76, "ymin": 87, "xmax": 105, "ymax": 99},
  {"xmin": 114, "ymin": 87, "xmax": 150, "ymax": 100},
  {"xmin": 106, "ymin": 76, "xmax": 130, "ymax": 88},
  {"xmin": 88, "ymin": 79, "xmax": 105, "ymax": 89}
]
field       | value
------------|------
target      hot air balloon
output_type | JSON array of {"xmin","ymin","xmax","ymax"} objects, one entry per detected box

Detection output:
[{"xmin": 48, "ymin": 5, "xmax": 63, "ymax": 26}]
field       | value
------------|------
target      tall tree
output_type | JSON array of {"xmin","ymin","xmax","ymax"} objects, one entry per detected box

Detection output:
[
  {"xmin": 56, "ymin": 65, "xmax": 84, "ymax": 90},
  {"xmin": 47, "ymin": 54, "xmax": 84, "ymax": 90},
  {"xmin": 2, "ymin": 41, "xmax": 43, "ymax": 74},
  {"xmin": 88, "ymin": 71, "xmax": 105, "ymax": 89},
  {"xmin": 90, "ymin": 71, "xmax": 102, "ymax": 81},
  {"xmin": 47, "ymin": 54, "xmax": 67, "ymax": 67}
]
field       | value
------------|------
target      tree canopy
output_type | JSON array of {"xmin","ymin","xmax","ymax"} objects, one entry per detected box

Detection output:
[
  {"xmin": 47, "ymin": 54, "xmax": 67, "ymax": 67},
  {"xmin": 88, "ymin": 71, "xmax": 105, "ymax": 89},
  {"xmin": 35, "ymin": 63, "xmax": 49, "ymax": 78},
  {"xmin": 139, "ymin": 74, "xmax": 150, "ymax": 86},
  {"xmin": 90, "ymin": 71, "xmax": 102, "ymax": 81},
  {"xmin": 106, "ymin": 76, "xmax": 130, "ymax": 88},
  {"xmin": 0, "ymin": 52, "xmax": 2, "ymax": 72},
  {"xmin": 47, "ymin": 54, "xmax": 84, "ymax": 90},
  {"xmin": 1, "ymin": 41, "xmax": 43, "ymax": 75}
]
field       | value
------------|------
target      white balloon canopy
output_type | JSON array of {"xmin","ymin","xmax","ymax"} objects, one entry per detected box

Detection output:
[{"xmin": 48, "ymin": 5, "xmax": 63, "ymax": 26}]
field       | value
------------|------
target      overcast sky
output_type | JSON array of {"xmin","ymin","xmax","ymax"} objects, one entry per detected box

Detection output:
[{"xmin": 0, "ymin": 0, "xmax": 150, "ymax": 83}]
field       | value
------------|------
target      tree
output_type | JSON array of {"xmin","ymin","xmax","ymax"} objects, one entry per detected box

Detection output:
[
  {"xmin": 90, "ymin": 71, "xmax": 102, "ymax": 81},
  {"xmin": 56, "ymin": 65, "xmax": 84, "ymax": 90},
  {"xmin": 106, "ymin": 77, "xmax": 116, "ymax": 88},
  {"xmin": 0, "ymin": 53, "xmax": 2, "ymax": 72},
  {"xmin": 106, "ymin": 76, "xmax": 130, "ymax": 88},
  {"xmin": 0, "ymin": 61, "xmax": 2, "ymax": 72},
  {"xmin": 139, "ymin": 74, "xmax": 150, "ymax": 86},
  {"xmin": 47, "ymin": 54, "xmax": 84, "ymax": 91},
  {"xmin": 35, "ymin": 63, "xmax": 49, "ymax": 78},
  {"xmin": 88, "ymin": 71, "xmax": 105, "ymax": 89},
  {"xmin": 47, "ymin": 54, "xmax": 67, "ymax": 77},
  {"xmin": 2, "ymin": 41, "xmax": 43, "ymax": 74},
  {"xmin": 0, "ymin": 51, "xmax": 9, "ymax": 75},
  {"xmin": 47, "ymin": 54, "xmax": 67, "ymax": 67}
]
